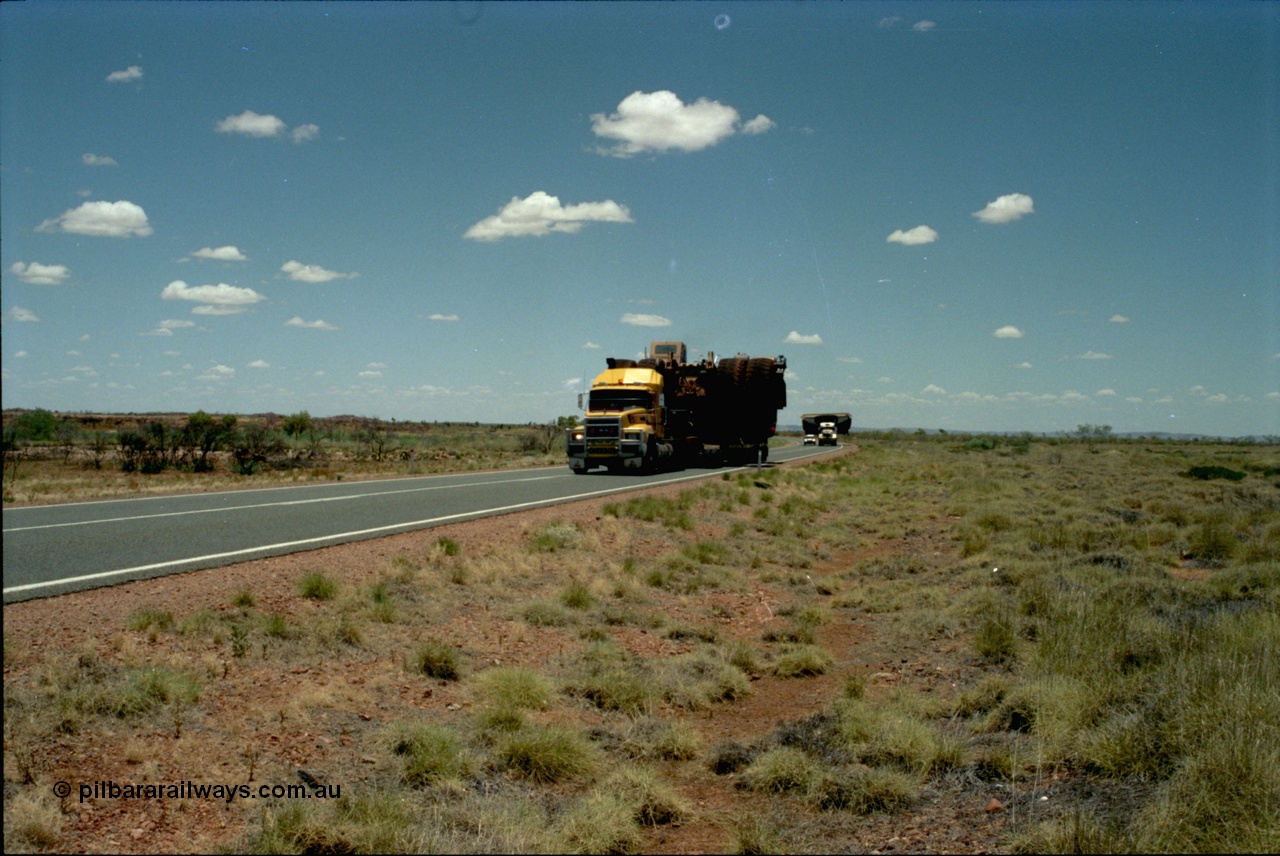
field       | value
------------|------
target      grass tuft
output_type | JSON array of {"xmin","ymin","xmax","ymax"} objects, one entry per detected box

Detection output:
[
  {"xmin": 297, "ymin": 573, "xmax": 337, "ymax": 600},
  {"xmin": 413, "ymin": 638, "xmax": 462, "ymax": 681}
]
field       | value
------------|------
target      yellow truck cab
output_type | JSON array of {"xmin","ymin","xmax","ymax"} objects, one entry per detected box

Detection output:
[{"xmin": 567, "ymin": 366, "xmax": 667, "ymax": 473}]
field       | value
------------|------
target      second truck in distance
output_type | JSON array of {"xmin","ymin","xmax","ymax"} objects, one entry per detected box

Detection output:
[
  {"xmin": 801, "ymin": 412, "xmax": 852, "ymax": 446},
  {"xmin": 567, "ymin": 341, "xmax": 786, "ymax": 474}
]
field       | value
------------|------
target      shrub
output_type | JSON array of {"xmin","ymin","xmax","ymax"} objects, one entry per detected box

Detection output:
[
  {"xmin": 772, "ymin": 644, "xmax": 833, "ymax": 678},
  {"xmin": 603, "ymin": 765, "xmax": 691, "ymax": 826},
  {"xmin": 1186, "ymin": 512, "xmax": 1238, "ymax": 562},
  {"xmin": 297, "ymin": 573, "xmax": 337, "ymax": 600},
  {"xmin": 728, "ymin": 811, "xmax": 784, "ymax": 855},
  {"xmin": 521, "ymin": 600, "xmax": 571, "ymax": 627},
  {"xmin": 244, "ymin": 792, "xmax": 416, "ymax": 854},
  {"xmin": 413, "ymin": 638, "xmax": 461, "ymax": 681},
  {"xmin": 555, "ymin": 791, "xmax": 642, "ymax": 854},
  {"xmin": 742, "ymin": 746, "xmax": 820, "ymax": 793},
  {"xmin": 1184, "ymin": 465, "xmax": 1245, "ymax": 481},
  {"xmin": 264, "ymin": 613, "xmax": 293, "ymax": 639},
  {"xmin": 660, "ymin": 650, "xmax": 750, "ymax": 709},
  {"xmin": 710, "ymin": 740, "xmax": 756, "ymax": 775},
  {"xmin": 5, "ymin": 792, "xmax": 63, "ymax": 849},
  {"xmin": 812, "ymin": 764, "xmax": 917, "ymax": 814},
  {"xmin": 974, "ymin": 614, "xmax": 1018, "ymax": 663},
  {"xmin": 126, "ymin": 607, "xmax": 173, "ymax": 633},
  {"xmin": 473, "ymin": 666, "xmax": 556, "ymax": 711},
  {"xmin": 385, "ymin": 722, "xmax": 474, "ymax": 786},
  {"xmin": 621, "ymin": 717, "xmax": 704, "ymax": 761},
  {"xmin": 497, "ymin": 727, "xmax": 597, "ymax": 783},
  {"xmin": 572, "ymin": 663, "xmax": 658, "ymax": 715},
  {"xmin": 560, "ymin": 580, "xmax": 593, "ymax": 610},
  {"xmin": 530, "ymin": 522, "xmax": 581, "ymax": 552},
  {"xmin": 111, "ymin": 667, "xmax": 200, "ymax": 718}
]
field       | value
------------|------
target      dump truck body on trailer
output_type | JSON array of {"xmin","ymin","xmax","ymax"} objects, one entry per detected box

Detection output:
[
  {"xmin": 800, "ymin": 412, "xmax": 851, "ymax": 446},
  {"xmin": 567, "ymin": 341, "xmax": 787, "ymax": 473}
]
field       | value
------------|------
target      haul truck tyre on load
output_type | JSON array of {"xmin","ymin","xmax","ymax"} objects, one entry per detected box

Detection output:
[{"xmin": 566, "ymin": 341, "xmax": 787, "ymax": 474}]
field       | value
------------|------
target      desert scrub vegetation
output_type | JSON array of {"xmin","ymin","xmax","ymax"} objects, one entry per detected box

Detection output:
[
  {"xmin": 2, "ymin": 409, "xmax": 574, "ymax": 505},
  {"xmin": 5, "ymin": 432, "xmax": 1277, "ymax": 854}
]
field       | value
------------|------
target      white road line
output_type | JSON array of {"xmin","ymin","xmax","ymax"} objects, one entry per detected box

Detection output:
[
  {"xmin": 2, "ymin": 472, "xmax": 568, "ymax": 533},
  {"xmin": 1, "ymin": 468, "xmax": 730, "ymax": 597}
]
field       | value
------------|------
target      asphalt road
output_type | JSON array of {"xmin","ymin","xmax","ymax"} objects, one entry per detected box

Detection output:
[{"xmin": 2, "ymin": 444, "xmax": 837, "ymax": 603}]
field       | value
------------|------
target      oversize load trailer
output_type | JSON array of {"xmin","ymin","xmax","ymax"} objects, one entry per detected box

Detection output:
[
  {"xmin": 801, "ymin": 412, "xmax": 851, "ymax": 446},
  {"xmin": 567, "ymin": 341, "xmax": 787, "ymax": 473}
]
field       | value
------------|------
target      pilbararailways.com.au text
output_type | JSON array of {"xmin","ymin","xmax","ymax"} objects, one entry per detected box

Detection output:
[{"xmin": 57, "ymin": 780, "xmax": 340, "ymax": 804}]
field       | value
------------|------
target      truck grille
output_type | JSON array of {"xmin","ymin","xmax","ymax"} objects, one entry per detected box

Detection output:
[{"xmin": 585, "ymin": 418, "xmax": 620, "ymax": 439}]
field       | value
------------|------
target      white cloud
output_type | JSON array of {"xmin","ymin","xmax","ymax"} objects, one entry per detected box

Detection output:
[
  {"xmin": 291, "ymin": 123, "xmax": 320, "ymax": 144},
  {"xmin": 428, "ymin": 313, "xmax": 459, "ymax": 322},
  {"xmin": 359, "ymin": 370, "xmax": 383, "ymax": 378},
  {"xmin": 836, "ymin": 356, "xmax": 862, "ymax": 364},
  {"xmin": 82, "ymin": 153, "xmax": 118, "ymax": 167},
  {"xmin": 5, "ymin": 306, "xmax": 39, "ymax": 322},
  {"xmin": 160, "ymin": 319, "xmax": 196, "ymax": 329},
  {"xmin": 973, "ymin": 193, "xmax": 1035, "ymax": 224},
  {"xmin": 10, "ymin": 261, "xmax": 70, "ymax": 285},
  {"xmin": 36, "ymin": 200, "xmax": 153, "ymax": 237},
  {"xmin": 192, "ymin": 304, "xmax": 249, "ymax": 316},
  {"xmin": 913, "ymin": 20, "xmax": 937, "ymax": 32},
  {"xmin": 621, "ymin": 313, "xmax": 672, "ymax": 327},
  {"xmin": 582, "ymin": 342, "xmax": 602, "ymax": 350},
  {"xmin": 161, "ymin": 280, "xmax": 266, "ymax": 307},
  {"xmin": 197, "ymin": 364, "xmax": 235, "ymax": 382},
  {"xmin": 464, "ymin": 191, "xmax": 633, "ymax": 241},
  {"xmin": 280, "ymin": 260, "xmax": 357, "ymax": 282},
  {"xmin": 1072, "ymin": 351, "xmax": 1112, "ymax": 360},
  {"xmin": 139, "ymin": 327, "xmax": 173, "ymax": 337},
  {"xmin": 285, "ymin": 316, "xmax": 338, "ymax": 330},
  {"xmin": 921, "ymin": 384, "xmax": 947, "ymax": 394},
  {"xmin": 192, "ymin": 245, "xmax": 248, "ymax": 261},
  {"xmin": 564, "ymin": 377, "xmax": 583, "ymax": 388},
  {"xmin": 216, "ymin": 110, "xmax": 287, "ymax": 138},
  {"xmin": 993, "ymin": 325, "xmax": 1025, "ymax": 339},
  {"xmin": 1109, "ymin": 314, "xmax": 1130, "ymax": 324},
  {"xmin": 1014, "ymin": 361, "xmax": 1033, "ymax": 369},
  {"xmin": 1206, "ymin": 393, "xmax": 1229, "ymax": 404},
  {"xmin": 1096, "ymin": 388, "xmax": 1117, "ymax": 397},
  {"xmin": 106, "ymin": 65, "xmax": 142, "ymax": 83},
  {"xmin": 886, "ymin": 225, "xmax": 938, "ymax": 245},
  {"xmin": 247, "ymin": 359, "xmax": 270, "ymax": 369},
  {"xmin": 785, "ymin": 331, "xmax": 823, "ymax": 345},
  {"xmin": 14, "ymin": 350, "xmax": 28, "ymax": 357},
  {"xmin": 590, "ymin": 90, "xmax": 768, "ymax": 157}
]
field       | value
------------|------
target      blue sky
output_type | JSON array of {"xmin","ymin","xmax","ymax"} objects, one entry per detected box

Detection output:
[{"xmin": 2, "ymin": 1, "xmax": 1277, "ymax": 437}]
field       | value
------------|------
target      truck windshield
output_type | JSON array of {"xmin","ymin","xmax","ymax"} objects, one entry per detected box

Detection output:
[{"xmin": 590, "ymin": 390, "xmax": 652, "ymax": 412}]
